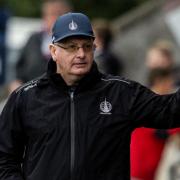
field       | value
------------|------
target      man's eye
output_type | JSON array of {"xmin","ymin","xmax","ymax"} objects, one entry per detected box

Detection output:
[
  {"xmin": 85, "ymin": 44, "xmax": 92, "ymax": 48},
  {"xmin": 84, "ymin": 44, "xmax": 93, "ymax": 50},
  {"xmin": 68, "ymin": 45, "xmax": 77, "ymax": 50}
]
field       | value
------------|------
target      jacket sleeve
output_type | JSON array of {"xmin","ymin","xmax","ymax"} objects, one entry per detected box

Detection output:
[
  {"xmin": 129, "ymin": 82, "xmax": 180, "ymax": 129},
  {"xmin": 0, "ymin": 91, "xmax": 25, "ymax": 180}
]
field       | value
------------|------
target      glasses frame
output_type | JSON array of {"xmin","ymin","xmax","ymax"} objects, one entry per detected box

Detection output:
[{"xmin": 53, "ymin": 42, "xmax": 96, "ymax": 53}]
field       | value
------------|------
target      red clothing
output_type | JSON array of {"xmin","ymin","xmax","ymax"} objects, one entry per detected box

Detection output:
[{"xmin": 130, "ymin": 128, "xmax": 180, "ymax": 180}]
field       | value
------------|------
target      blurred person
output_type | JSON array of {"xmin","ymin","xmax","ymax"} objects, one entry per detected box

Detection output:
[
  {"xmin": 1, "ymin": 12, "xmax": 180, "ymax": 180},
  {"xmin": 148, "ymin": 68, "xmax": 176, "ymax": 94},
  {"xmin": 145, "ymin": 40, "xmax": 174, "ymax": 71},
  {"xmin": 15, "ymin": 0, "xmax": 72, "ymax": 84},
  {"xmin": 93, "ymin": 18, "xmax": 123, "ymax": 75},
  {"xmin": 145, "ymin": 39, "xmax": 180, "ymax": 88},
  {"xmin": 131, "ymin": 68, "xmax": 180, "ymax": 180},
  {"xmin": 155, "ymin": 132, "xmax": 180, "ymax": 180}
]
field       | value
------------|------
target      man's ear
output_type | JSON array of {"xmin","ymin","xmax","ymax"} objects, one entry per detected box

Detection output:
[{"xmin": 49, "ymin": 44, "xmax": 57, "ymax": 62}]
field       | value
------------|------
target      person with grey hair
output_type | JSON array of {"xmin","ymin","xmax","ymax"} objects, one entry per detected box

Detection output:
[{"xmin": 1, "ymin": 12, "xmax": 180, "ymax": 180}]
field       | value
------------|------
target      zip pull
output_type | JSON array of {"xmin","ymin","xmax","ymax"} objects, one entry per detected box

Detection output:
[
  {"xmin": 69, "ymin": 86, "xmax": 76, "ymax": 99},
  {"xmin": 70, "ymin": 91, "xmax": 74, "ymax": 100}
]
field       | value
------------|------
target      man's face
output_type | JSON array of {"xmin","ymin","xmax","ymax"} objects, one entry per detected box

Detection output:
[
  {"xmin": 50, "ymin": 37, "xmax": 95, "ymax": 78},
  {"xmin": 146, "ymin": 49, "xmax": 173, "ymax": 69}
]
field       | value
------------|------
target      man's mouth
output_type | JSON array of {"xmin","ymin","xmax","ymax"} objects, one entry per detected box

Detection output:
[{"xmin": 73, "ymin": 62, "xmax": 87, "ymax": 67}]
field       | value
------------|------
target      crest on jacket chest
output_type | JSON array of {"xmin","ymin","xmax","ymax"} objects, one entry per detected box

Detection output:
[{"xmin": 99, "ymin": 98, "xmax": 112, "ymax": 115}]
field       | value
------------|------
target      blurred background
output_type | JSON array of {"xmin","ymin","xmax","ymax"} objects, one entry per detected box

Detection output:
[
  {"xmin": 2, "ymin": 0, "xmax": 180, "ymax": 85},
  {"xmin": 1, "ymin": 0, "xmax": 180, "ymax": 180}
]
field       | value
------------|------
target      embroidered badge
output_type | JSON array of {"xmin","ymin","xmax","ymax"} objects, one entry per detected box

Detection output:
[
  {"xmin": 69, "ymin": 20, "xmax": 78, "ymax": 30},
  {"xmin": 100, "ymin": 98, "xmax": 112, "ymax": 115}
]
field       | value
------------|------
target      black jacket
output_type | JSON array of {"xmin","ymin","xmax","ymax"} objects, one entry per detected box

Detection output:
[
  {"xmin": 16, "ymin": 32, "xmax": 49, "ymax": 83},
  {"xmin": 1, "ymin": 59, "xmax": 180, "ymax": 180}
]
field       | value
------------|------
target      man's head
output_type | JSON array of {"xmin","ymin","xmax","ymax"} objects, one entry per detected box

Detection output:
[
  {"xmin": 145, "ymin": 40, "xmax": 174, "ymax": 70},
  {"xmin": 49, "ymin": 12, "xmax": 95, "ymax": 85},
  {"xmin": 42, "ymin": 0, "xmax": 72, "ymax": 33}
]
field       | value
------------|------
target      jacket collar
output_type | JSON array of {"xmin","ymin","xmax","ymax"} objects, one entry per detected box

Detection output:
[{"xmin": 46, "ymin": 59, "xmax": 102, "ymax": 93}]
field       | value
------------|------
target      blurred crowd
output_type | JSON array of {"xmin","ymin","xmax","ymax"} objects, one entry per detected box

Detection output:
[{"xmin": 1, "ymin": 0, "xmax": 180, "ymax": 180}]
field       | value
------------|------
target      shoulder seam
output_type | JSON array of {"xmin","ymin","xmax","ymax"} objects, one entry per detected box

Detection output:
[
  {"xmin": 101, "ymin": 78, "xmax": 130, "ymax": 84},
  {"xmin": 15, "ymin": 74, "xmax": 47, "ymax": 93},
  {"xmin": 15, "ymin": 79, "xmax": 39, "ymax": 93}
]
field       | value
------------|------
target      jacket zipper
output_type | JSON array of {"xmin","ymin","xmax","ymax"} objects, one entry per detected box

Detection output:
[{"xmin": 70, "ymin": 89, "xmax": 75, "ymax": 180}]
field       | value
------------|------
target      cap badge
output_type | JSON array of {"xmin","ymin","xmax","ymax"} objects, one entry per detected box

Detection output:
[{"xmin": 69, "ymin": 20, "xmax": 78, "ymax": 30}]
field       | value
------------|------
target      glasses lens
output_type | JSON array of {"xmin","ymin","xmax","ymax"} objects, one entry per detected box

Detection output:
[
  {"xmin": 55, "ymin": 42, "xmax": 94, "ymax": 53},
  {"xmin": 66, "ymin": 44, "xmax": 78, "ymax": 52},
  {"xmin": 83, "ymin": 44, "xmax": 94, "ymax": 52}
]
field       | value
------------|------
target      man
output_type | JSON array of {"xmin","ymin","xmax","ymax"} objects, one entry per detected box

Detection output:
[
  {"xmin": 15, "ymin": 0, "xmax": 72, "ymax": 84},
  {"xmin": 92, "ymin": 18, "xmax": 124, "ymax": 75},
  {"xmin": 0, "ymin": 12, "xmax": 180, "ymax": 180}
]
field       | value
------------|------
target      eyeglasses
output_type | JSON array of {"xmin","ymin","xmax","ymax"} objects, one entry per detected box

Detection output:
[{"xmin": 54, "ymin": 42, "xmax": 95, "ymax": 53}]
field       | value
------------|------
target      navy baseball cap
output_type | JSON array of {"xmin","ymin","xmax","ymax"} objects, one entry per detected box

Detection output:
[{"xmin": 52, "ymin": 12, "xmax": 95, "ymax": 43}]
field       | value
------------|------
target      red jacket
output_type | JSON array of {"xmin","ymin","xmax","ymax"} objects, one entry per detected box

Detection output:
[{"xmin": 131, "ymin": 127, "xmax": 180, "ymax": 180}]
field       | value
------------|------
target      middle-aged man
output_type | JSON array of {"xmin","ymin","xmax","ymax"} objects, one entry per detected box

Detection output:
[{"xmin": 0, "ymin": 12, "xmax": 180, "ymax": 180}]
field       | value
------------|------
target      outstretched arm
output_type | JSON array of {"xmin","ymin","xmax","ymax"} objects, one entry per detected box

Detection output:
[{"xmin": 129, "ymin": 82, "xmax": 180, "ymax": 129}]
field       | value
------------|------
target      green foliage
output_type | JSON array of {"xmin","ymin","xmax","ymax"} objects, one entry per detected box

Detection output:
[
  {"xmin": 6, "ymin": 0, "xmax": 41, "ymax": 17},
  {"xmin": 4, "ymin": 0, "xmax": 150, "ymax": 18},
  {"xmin": 71, "ymin": 0, "xmax": 150, "ymax": 19}
]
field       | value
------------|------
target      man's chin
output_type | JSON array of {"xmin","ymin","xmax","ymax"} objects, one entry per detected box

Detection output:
[
  {"xmin": 73, "ymin": 72, "xmax": 89, "ymax": 77},
  {"xmin": 72, "ymin": 68, "xmax": 91, "ymax": 76}
]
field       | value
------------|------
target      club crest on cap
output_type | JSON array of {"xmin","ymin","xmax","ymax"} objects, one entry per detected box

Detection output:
[{"xmin": 69, "ymin": 20, "xmax": 78, "ymax": 30}]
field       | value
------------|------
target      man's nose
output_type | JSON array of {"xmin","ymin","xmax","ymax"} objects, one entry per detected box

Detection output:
[{"xmin": 76, "ymin": 47, "xmax": 85, "ymax": 57}]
